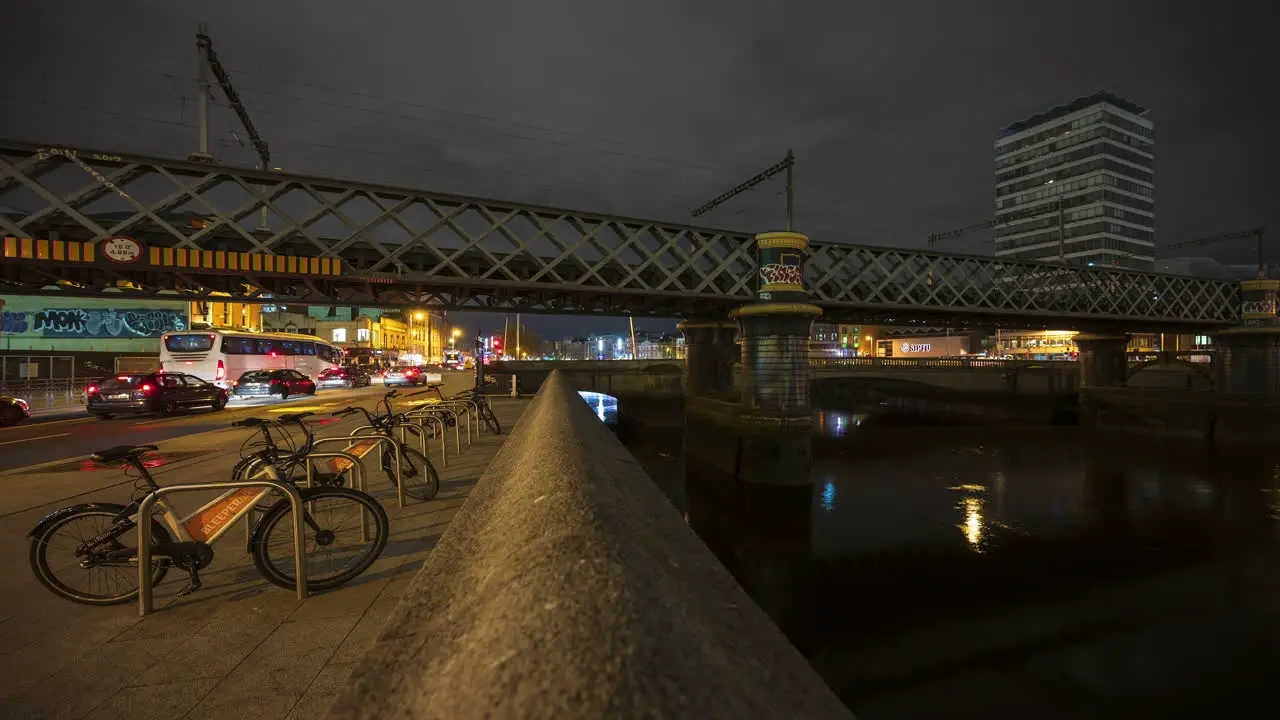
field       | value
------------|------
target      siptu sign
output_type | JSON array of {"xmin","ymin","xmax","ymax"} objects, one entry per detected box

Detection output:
[
  {"xmin": 900, "ymin": 342, "xmax": 932, "ymax": 354},
  {"xmin": 100, "ymin": 236, "xmax": 144, "ymax": 264}
]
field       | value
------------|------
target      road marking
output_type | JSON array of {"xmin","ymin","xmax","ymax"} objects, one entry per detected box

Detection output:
[
  {"xmin": 0, "ymin": 432, "xmax": 70, "ymax": 445},
  {"xmin": 0, "ymin": 415, "xmax": 92, "ymax": 432}
]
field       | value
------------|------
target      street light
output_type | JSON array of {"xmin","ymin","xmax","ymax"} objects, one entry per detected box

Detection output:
[{"xmin": 450, "ymin": 328, "xmax": 461, "ymax": 348}]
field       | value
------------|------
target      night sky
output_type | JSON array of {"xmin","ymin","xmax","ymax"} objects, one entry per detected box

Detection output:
[{"xmin": 3, "ymin": 1, "xmax": 1273, "ymax": 341}]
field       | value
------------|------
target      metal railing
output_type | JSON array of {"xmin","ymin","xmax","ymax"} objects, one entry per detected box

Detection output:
[
  {"xmin": 0, "ymin": 377, "xmax": 103, "ymax": 409},
  {"xmin": 137, "ymin": 479, "xmax": 308, "ymax": 617},
  {"xmin": 810, "ymin": 357, "xmax": 1077, "ymax": 371}
]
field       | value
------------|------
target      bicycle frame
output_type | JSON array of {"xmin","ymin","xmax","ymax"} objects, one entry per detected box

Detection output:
[
  {"xmin": 146, "ymin": 462, "xmax": 285, "ymax": 545},
  {"xmin": 137, "ymin": 472, "xmax": 308, "ymax": 616}
]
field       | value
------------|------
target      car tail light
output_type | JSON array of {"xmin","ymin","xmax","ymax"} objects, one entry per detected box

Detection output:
[
  {"xmin": 270, "ymin": 379, "xmax": 281, "ymax": 385},
  {"xmin": 86, "ymin": 385, "xmax": 99, "ymax": 395},
  {"xmin": 216, "ymin": 359, "xmax": 226, "ymax": 381},
  {"xmin": 116, "ymin": 375, "xmax": 130, "ymax": 381},
  {"xmin": 141, "ymin": 383, "xmax": 154, "ymax": 394}
]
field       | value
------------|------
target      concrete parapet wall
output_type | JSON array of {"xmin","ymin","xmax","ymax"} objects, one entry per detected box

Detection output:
[{"xmin": 325, "ymin": 370, "xmax": 852, "ymax": 720}]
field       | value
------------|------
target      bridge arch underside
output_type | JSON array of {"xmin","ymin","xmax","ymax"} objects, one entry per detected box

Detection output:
[
  {"xmin": 1126, "ymin": 358, "xmax": 1216, "ymax": 391},
  {"xmin": 0, "ymin": 139, "xmax": 1238, "ymax": 329}
]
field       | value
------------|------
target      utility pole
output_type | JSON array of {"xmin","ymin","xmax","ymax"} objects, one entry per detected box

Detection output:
[
  {"xmin": 190, "ymin": 21, "xmax": 271, "ymax": 168},
  {"xmin": 191, "ymin": 22, "xmax": 213, "ymax": 162},
  {"xmin": 1057, "ymin": 201, "xmax": 1067, "ymax": 263},
  {"xmin": 691, "ymin": 150, "xmax": 795, "ymax": 230},
  {"xmin": 628, "ymin": 314, "xmax": 638, "ymax": 360},
  {"xmin": 510, "ymin": 314, "xmax": 521, "ymax": 398}
]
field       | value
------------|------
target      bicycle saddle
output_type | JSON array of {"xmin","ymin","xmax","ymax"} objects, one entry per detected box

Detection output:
[
  {"xmin": 90, "ymin": 445, "xmax": 159, "ymax": 463},
  {"xmin": 276, "ymin": 412, "xmax": 315, "ymax": 422},
  {"xmin": 232, "ymin": 418, "xmax": 269, "ymax": 428}
]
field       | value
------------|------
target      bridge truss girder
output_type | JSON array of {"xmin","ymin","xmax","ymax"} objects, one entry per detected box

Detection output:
[{"xmin": 0, "ymin": 139, "xmax": 1239, "ymax": 330}]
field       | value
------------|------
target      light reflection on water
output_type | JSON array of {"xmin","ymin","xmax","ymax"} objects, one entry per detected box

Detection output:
[
  {"xmin": 816, "ymin": 410, "xmax": 866, "ymax": 438},
  {"xmin": 577, "ymin": 391, "xmax": 618, "ymax": 425}
]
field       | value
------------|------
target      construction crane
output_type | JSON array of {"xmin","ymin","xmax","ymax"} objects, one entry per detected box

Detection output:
[
  {"xmin": 927, "ymin": 219, "xmax": 997, "ymax": 250},
  {"xmin": 1164, "ymin": 227, "xmax": 1267, "ymax": 279},
  {"xmin": 690, "ymin": 150, "xmax": 795, "ymax": 230}
]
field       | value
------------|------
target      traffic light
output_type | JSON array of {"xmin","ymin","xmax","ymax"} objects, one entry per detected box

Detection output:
[{"xmin": 491, "ymin": 336, "xmax": 503, "ymax": 354}]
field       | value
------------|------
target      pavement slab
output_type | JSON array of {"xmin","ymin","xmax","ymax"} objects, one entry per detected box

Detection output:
[{"xmin": 0, "ymin": 386, "xmax": 527, "ymax": 720}]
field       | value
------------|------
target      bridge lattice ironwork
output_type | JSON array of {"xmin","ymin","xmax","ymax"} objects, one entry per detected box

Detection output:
[{"xmin": 0, "ymin": 139, "xmax": 1239, "ymax": 329}]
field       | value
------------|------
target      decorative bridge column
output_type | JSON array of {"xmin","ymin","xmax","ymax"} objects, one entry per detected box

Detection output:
[
  {"xmin": 677, "ymin": 320, "xmax": 738, "ymax": 398},
  {"xmin": 728, "ymin": 231, "xmax": 823, "ymax": 486},
  {"xmin": 1214, "ymin": 280, "xmax": 1280, "ymax": 397}
]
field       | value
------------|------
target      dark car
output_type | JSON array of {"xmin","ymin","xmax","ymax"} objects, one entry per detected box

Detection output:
[
  {"xmin": 317, "ymin": 366, "xmax": 372, "ymax": 389},
  {"xmin": 87, "ymin": 373, "xmax": 228, "ymax": 420},
  {"xmin": 233, "ymin": 369, "xmax": 317, "ymax": 399},
  {"xmin": 0, "ymin": 396, "xmax": 30, "ymax": 426},
  {"xmin": 383, "ymin": 365, "xmax": 426, "ymax": 387}
]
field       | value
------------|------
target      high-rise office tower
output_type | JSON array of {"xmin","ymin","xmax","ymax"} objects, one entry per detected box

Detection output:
[{"xmin": 994, "ymin": 91, "xmax": 1154, "ymax": 268}]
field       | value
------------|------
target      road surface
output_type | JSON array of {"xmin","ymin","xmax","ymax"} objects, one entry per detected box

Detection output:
[{"xmin": 0, "ymin": 381, "xmax": 451, "ymax": 472}]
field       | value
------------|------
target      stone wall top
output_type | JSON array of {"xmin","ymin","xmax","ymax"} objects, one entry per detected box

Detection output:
[{"xmin": 325, "ymin": 370, "xmax": 852, "ymax": 720}]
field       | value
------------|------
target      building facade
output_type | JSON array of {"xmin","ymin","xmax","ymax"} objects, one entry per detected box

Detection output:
[
  {"xmin": 259, "ymin": 306, "xmax": 447, "ymax": 365},
  {"xmin": 809, "ymin": 323, "xmax": 878, "ymax": 357},
  {"xmin": 994, "ymin": 91, "xmax": 1155, "ymax": 269}
]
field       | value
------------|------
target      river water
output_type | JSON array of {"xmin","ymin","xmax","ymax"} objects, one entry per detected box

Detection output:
[{"xmin": 588, "ymin": 394, "xmax": 1280, "ymax": 718}]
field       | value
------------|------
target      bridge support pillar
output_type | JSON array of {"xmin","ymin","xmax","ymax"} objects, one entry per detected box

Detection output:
[
  {"xmin": 677, "ymin": 320, "xmax": 738, "ymax": 398},
  {"xmin": 1076, "ymin": 334, "xmax": 1129, "ymax": 389},
  {"xmin": 728, "ymin": 231, "xmax": 823, "ymax": 486},
  {"xmin": 1214, "ymin": 280, "xmax": 1280, "ymax": 398},
  {"xmin": 1076, "ymin": 334, "xmax": 1129, "ymax": 428}
]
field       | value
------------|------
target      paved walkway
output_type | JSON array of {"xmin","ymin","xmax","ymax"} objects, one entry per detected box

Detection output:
[{"xmin": 0, "ymin": 395, "xmax": 527, "ymax": 720}]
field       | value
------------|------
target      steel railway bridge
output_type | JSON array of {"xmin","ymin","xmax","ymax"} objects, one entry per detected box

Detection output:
[{"xmin": 0, "ymin": 139, "xmax": 1239, "ymax": 331}]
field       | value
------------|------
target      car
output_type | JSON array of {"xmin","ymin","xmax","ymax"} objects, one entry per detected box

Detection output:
[
  {"xmin": 233, "ymin": 369, "xmax": 317, "ymax": 400},
  {"xmin": 0, "ymin": 396, "xmax": 30, "ymax": 426},
  {"xmin": 383, "ymin": 365, "xmax": 426, "ymax": 387},
  {"xmin": 317, "ymin": 366, "xmax": 372, "ymax": 389},
  {"xmin": 86, "ymin": 373, "xmax": 228, "ymax": 420}
]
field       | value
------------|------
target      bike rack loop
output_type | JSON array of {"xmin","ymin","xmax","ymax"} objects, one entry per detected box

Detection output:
[
  {"xmin": 137, "ymin": 479, "xmax": 308, "ymax": 617},
  {"xmin": 405, "ymin": 405, "xmax": 464, "ymax": 455},
  {"xmin": 369, "ymin": 416, "xmax": 447, "ymax": 468},
  {"xmin": 305, "ymin": 452, "xmax": 371, "ymax": 541},
  {"xmin": 312, "ymin": 435, "xmax": 406, "ymax": 508}
]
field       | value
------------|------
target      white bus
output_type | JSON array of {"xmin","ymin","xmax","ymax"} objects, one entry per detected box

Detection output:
[{"xmin": 160, "ymin": 330, "xmax": 344, "ymax": 389}]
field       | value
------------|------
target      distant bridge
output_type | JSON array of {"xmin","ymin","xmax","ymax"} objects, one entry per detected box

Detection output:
[{"xmin": 0, "ymin": 139, "xmax": 1238, "ymax": 331}]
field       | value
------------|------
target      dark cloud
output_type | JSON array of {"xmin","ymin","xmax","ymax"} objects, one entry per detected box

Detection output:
[{"xmin": 3, "ymin": 1, "xmax": 1274, "ymax": 339}]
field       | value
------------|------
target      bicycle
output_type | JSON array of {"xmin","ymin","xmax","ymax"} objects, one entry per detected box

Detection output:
[
  {"xmin": 26, "ymin": 419, "xmax": 390, "ymax": 606},
  {"xmin": 422, "ymin": 376, "xmax": 502, "ymax": 435},
  {"xmin": 332, "ymin": 389, "xmax": 441, "ymax": 501}
]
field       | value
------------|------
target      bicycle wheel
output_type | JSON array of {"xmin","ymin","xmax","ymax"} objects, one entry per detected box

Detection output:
[
  {"xmin": 250, "ymin": 487, "xmax": 389, "ymax": 591},
  {"xmin": 29, "ymin": 505, "xmax": 172, "ymax": 606},
  {"xmin": 481, "ymin": 402, "xmax": 501, "ymax": 435},
  {"xmin": 382, "ymin": 446, "xmax": 440, "ymax": 501}
]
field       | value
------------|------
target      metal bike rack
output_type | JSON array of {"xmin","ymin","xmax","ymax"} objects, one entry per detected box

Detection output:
[
  {"xmin": 137, "ymin": 479, "xmax": 308, "ymax": 617},
  {"xmin": 305, "ymin": 451, "xmax": 372, "ymax": 541},
  {"xmin": 383, "ymin": 415, "xmax": 448, "ymax": 467},
  {"xmin": 406, "ymin": 404, "xmax": 464, "ymax": 455},
  {"xmin": 313, "ymin": 435, "xmax": 406, "ymax": 507}
]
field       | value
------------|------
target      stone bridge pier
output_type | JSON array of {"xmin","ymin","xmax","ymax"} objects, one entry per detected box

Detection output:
[{"xmin": 683, "ymin": 231, "xmax": 822, "ymax": 487}]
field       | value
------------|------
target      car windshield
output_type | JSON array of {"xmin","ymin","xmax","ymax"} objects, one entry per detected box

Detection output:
[
  {"xmin": 239, "ymin": 371, "xmax": 273, "ymax": 382},
  {"xmin": 98, "ymin": 376, "xmax": 146, "ymax": 391}
]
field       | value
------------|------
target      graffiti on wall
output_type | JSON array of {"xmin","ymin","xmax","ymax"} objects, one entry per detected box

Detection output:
[
  {"xmin": 3, "ymin": 308, "xmax": 188, "ymax": 338},
  {"xmin": 2, "ymin": 311, "xmax": 28, "ymax": 334}
]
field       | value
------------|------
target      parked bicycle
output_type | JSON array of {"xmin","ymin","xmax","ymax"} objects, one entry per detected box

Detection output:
[
  {"xmin": 422, "ymin": 376, "xmax": 502, "ymax": 435},
  {"xmin": 332, "ymin": 389, "xmax": 440, "ymax": 501},
  {"xmin": 27, "ymin": 419, "xmax": 390, "ymax": 606}
]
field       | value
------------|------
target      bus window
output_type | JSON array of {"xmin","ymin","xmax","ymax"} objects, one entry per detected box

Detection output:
[{"xmin": 165, "ymin": 334, "xmax": 215, "ymax": 353}]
